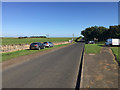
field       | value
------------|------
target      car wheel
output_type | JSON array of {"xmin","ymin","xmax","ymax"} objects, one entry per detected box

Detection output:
[
  {"xmin": 38, "ymin": 47, "xmax": 41, "ymax": 50},
  {"xmin": 43, "ymin": 46, "xmax": 45, "ymax": 49}
]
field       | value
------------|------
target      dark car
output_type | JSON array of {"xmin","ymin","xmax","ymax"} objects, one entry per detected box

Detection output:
[
  {"xmin": 30, "ymin": 42, "xmax": 45, "ymax": 50},
  {"xmin": 43, "ymin": 42, "xmax": 54, "ymax": 48}
]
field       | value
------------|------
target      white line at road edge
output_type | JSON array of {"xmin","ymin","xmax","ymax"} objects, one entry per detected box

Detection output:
[
  {"xmin": 75, "ymin": 44, "xmax": 85, "ymax": 89},
  {"xmin": 80, "ymin": 49, "xmax": 85, "ymax": 88},
  {"xmin": 75, "ymin": 47, "xmax": 83, "ymax": 88}
]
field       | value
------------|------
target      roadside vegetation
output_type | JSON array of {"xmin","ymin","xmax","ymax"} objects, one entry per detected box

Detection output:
[
  {"xmin": 111, "ymin": 47, "xmax": 120, "ymax": 63},
  {"xmin": 81, "ymin": 25, "xmax": 120, "ymax": 42},
  {"xmin": 85, "ymin": 44, "xmax": 102, "ymax": 54},
  {"xmin": 95, "ymin": 41, "xmax": 105, "ymax": 44},
  {"xmin": 2, "ymin": 37, "xmax": 73, "ymax": 45},
  {"xmin": 82, "ymin": 25, "xmax": 120, "ymax": 64},
  {"xmin": 2, "ymin": 43, "xmax": 73, "ymax": 61}
]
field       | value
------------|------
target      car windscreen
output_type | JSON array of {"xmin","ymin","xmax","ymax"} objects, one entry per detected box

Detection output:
[
  {"xmin": 43, "ymin": 42, "xmax": 47, "ymax": 44},
  {"xmin": 31, "ymin": 43, "xmax": 39, "ymax": 45},
  {"xmin": 107, "ymin": 39, "xmax": 112, "ymax": 42}
]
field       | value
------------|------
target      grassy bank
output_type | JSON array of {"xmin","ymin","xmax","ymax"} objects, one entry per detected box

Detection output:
[
  {"xmin": 95, "ymin": 41, "xmax": 105, "ymax": 44},
  {"xmin": 2, "ymin": 37, "xmax": 73, "ymax": 45},
  {"xmin": 85, "ymin": 44, "xmax": 103, "ymax": 54},
  {"xmin": 2, "ymin": 43, "xmax": 73, "ymax": 61},
  {"xmin": 111, "ymin": 47, "xmax": 120, "ymax": 63}
]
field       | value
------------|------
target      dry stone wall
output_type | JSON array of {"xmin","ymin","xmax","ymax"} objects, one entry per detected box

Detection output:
[{"xmin": 0, "ymin": 41, "xmax": 69, "ymax": 53}]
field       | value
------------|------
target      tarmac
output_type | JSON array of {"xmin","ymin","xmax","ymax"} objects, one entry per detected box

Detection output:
[
  {"xmin": 3, "ymin": 42, "xmax": 85, "ymax": 88},
  {"xmin": 80, "ymin": 47, "xmax": 119, "ymax": 88}
]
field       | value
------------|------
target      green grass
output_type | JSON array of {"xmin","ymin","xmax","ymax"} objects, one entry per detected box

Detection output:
[
  {"xmin": 85, "ymin": 44, "xmax": 103, "ymax": 54},
  {"xmin": 111, "ymin": 47, "xmax": 120, "ymax": 63},
  {"xmin": 2, "ymin": 43, "xmax": 72, "ymax": 61},
  {"xmin": 2, "ymin": 37, "xmax": 73, "ymax": 45},
  {"xmin": 95, "ymin": 41, "xmax": 105, "ymax": 44}
]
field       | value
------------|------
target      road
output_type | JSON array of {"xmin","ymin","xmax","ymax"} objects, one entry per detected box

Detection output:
[{"xmin": 3, "ymin": 42, "xmax": 85, "ymax": 88}]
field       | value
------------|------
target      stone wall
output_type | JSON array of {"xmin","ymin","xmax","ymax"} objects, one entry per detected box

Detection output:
[
  {"xmin": 0, "ymin": 44, "xmax": 30, "ymax": 53},
  {"xmin": 0, "ymin": 41, "xmax": 69, "ymax": 53},
  {"xmin": 53, "ymin": 41, "xmax": 69, "ymax": 45}
]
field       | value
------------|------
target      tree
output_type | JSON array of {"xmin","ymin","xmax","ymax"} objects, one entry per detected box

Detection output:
[
  {"xmin": 81, "ymin": 25, "xmax": 120, "ymax": 41},
  {"xmin": 96, "ymin": 27, "xmax": 108, "ymax": 41},
  {"xmin": 81, "ymin": 26, "xmax": 108, "ymax": 41},
  {"xmin": 109, "ymin": 25, "xmax": 120, "ymax": 38}
]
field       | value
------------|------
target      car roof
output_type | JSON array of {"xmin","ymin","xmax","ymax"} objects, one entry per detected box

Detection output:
[
  {"xmin": 31, "ymin": 42, "xmax": 41, "ymax": 44},
  {"xmin": 43, "ymin": 42, "xmax": 51, "ymax": 43}
]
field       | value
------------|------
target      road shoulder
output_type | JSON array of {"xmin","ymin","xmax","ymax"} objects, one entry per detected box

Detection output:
[{"xmin": 81, "ymin": 47, "xmax": 118, "ymax": 88}]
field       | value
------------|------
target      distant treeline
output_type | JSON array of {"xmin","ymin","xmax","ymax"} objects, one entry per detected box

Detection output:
[
  {"xmin": 18, "ymin": 36, "xmax": 47, "ymax": 39},
  {"xmin": 81, "ymin": 25, "xmax": 120, "ymax": 41}
]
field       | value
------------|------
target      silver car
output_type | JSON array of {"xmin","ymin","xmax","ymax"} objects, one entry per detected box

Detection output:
[
  {"xmin": 88, "ymin": 41, "xmax": 95, "ymax": 44},
  {"xmin": 105, "ymin": 39, "xmax": 112, "ymax": 46},
  {"xmin": 43, "ymin": 42, "xmax": 54, "ymax": 48}
]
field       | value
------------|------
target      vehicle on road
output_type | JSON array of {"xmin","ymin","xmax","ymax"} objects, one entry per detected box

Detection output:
[
  {"xmin": 105, "ymin": 38, "xmax": 120, "ymax": 46},
  {"xmin": 43, "ymin": 42, "xmax": 54, "ymax": 48},
  {"xmin": 86, "ymin": 41, "xmax": 95, "ymax": 44},
  {"xmin": 105, "ymin": 39, "xmax": 112, "ymax": 46},
  {"xmin": 30, "ymin": 42, "xmax": 45, "ymax": 50}
]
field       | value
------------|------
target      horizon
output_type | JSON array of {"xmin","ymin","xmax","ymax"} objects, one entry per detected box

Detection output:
[{"xmin": 1, "ymin": 36, "xmax": 76, "ymax": 38}]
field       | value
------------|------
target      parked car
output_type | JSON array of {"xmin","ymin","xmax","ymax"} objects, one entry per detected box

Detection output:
[
  {"xmin": 30, "ymin": 42, "xmax": 45, "ymax": 50},
  {"xmin": 105, "ymin": 39, "xmax": 112, "ymax": 46},
  {"xmin": 43, "ymin": 42, "xmax": 54, "ymax": 48},
  {"xmin": 86, "ymin": 41, "xmax": 95, "ymax": 44},
  {"xmin": 105, "ymin": 38, "xmax": 120, "ymax": 46}
]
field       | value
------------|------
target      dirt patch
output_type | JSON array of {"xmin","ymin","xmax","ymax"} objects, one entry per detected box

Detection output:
[
  {"xmin": 103, "ymin": 65, "xmax": 111, "ymax": 71},
  {"xmin": 95, "ymin": 75, "xmax": 104, "ymax": 81},
  {"xmin": 102, "ymin": 63, "xmax": 118, "ymax": 71},
  {"xmin": 88, "ymin": 54, "xmax": 95, "ymax": 55},
  {"xmin": 2, "ymin": 43, "xmax": 73, "ymax": 69}
]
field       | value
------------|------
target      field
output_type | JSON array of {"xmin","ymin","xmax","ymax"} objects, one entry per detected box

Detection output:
[
  {"xmin": 85, "ymin": 44, "xmax": 102, "ymax": 54},
  {"xmin": 111, "ymin": 47, "xmax": 120, "ymax": 63},
  {"xmin": 2, "ymin": 37, "xmax": 73, "ymax": 45}
]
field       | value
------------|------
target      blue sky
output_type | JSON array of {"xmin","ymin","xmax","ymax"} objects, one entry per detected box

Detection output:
[{"xmin": 2, "ymin": 2, "xmax": 118, "ymax": 37}]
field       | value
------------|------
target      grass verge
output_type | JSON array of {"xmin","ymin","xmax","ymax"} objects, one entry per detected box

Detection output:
[
  {"xmin": 95, "ymin": 41, "xmax": 105, "ymax": 44},
  {"xmin": 85, "ymin": 44, "xmax": 103, "ymax": 54},
  {"xmin": 2, "ymin": 43, "xmax": 73, "ymax": 61},
  {"xmin": 111, "ymin": 47, "xmax": 120, "ymax": 63}
]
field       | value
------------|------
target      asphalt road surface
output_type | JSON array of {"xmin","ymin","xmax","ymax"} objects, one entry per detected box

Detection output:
[{"xmin": 3, "ymin": 42, "xmax": 85, "ymax": 88}]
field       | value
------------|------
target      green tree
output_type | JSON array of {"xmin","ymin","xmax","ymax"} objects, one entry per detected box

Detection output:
[
  {"xmin": 109, "ymin": 25, "xmax": 120, "ymax": 38},
  {"xmin": 81, "ymin": 26, "xmax": 108, "ymax": 41}
]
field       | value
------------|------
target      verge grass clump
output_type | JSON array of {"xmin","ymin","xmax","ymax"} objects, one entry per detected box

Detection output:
[
  {"xmin": 111, "ymin": 47, "xmax": 119, "ymax": 63},
  {"xmin": 85, "ymin": 44, "xmax": 103, "ymax": 54}
]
